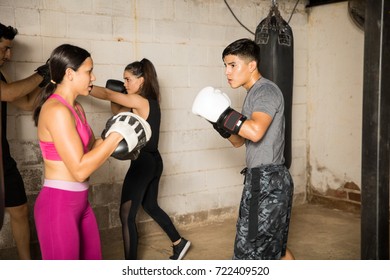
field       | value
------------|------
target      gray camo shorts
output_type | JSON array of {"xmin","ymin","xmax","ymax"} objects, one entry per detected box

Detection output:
[{"xmin": 233, "ymin": 164, "xmax": 294, "ymax": 260}]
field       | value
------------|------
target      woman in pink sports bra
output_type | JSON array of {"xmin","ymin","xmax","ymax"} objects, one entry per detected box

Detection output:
[{"xmin": 32, "ymin": 44, "xmax": 126, "ymax": 260}]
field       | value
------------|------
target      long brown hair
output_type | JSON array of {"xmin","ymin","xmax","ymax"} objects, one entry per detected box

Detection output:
[
  {"xmin": 124, "ymin": 58, "xmax": 160, "ymax": 102},
  {"xmin": 33, "ymin": 44, "xmax": 91, "ymax": 126}
]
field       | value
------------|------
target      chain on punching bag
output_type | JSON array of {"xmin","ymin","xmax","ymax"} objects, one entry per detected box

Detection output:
[{"xmin": 255, "ymin": 4, "xmax": 294, "ymax": 169}]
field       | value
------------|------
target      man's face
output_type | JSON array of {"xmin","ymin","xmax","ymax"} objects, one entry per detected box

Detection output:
[
  {"xmin": 223, "ymin": 54, "xmax": 253, "ymax": 90},
  {"xmin": 0, "ymin": 38, "xmax": 13, "ymax": 67}
]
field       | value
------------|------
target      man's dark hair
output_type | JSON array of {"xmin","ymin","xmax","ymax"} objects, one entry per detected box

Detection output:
[
  {"xmin": 0, "ymin": 23, "xmax": 18, "ymax": 40},
  {"xmin": 222, "ymin": 38, "xmax": 261, "ymax": 71}
]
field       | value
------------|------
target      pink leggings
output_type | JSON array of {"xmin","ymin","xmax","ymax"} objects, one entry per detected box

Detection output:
[{"xmin": 34, "ymin": 181, "xmax": 102, "ymax": 260}]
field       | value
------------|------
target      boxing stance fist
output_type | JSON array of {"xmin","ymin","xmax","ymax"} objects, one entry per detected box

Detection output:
[
  {"xmin": 102, "ymin": 112, "xmax": 152, "ymax": 160},
  {"xmin": 106, "ymin": 79, "xmax": 127, "ymax": 94},
  {"xmin": 192, "ymin": 86, "xmax": 247, "ymax": 135}
]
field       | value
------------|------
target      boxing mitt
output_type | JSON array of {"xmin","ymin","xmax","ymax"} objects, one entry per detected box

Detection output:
[
  {"xmin": 106, "ymin": 79, "xmax": 127, "ymax": 94},
  {"xmin": 192, "ymin": 86, "xmax": 247, "ymax": 135},
  {"xmin": 35, "ymin": 59, "xmax": 50, "ymax": 88},
  {"xmin": 108, "ymin": 140, "xmax": 141, "ymax": 160},
  {"xmin": 102, "ymin": 112, "xmax": 152, "ymax": 160},
  {"xmin": 117, "ymin": 114, "xmax": 151, "ymax": 160},
  {"xmin": 112, "ymin": 113, "xmax": 152, "ymax": 160}
]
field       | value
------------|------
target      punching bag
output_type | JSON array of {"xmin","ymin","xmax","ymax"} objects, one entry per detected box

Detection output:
[
  {"xmin": 348, "ymin": 0, "xmax": 366, "ymax": 31},
  {"xmin": 255, "ymin": 5, "xmax": 294, "ymax": 169}
]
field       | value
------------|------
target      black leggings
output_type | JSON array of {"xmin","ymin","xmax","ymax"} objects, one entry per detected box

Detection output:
[{"xmin": 120, "ymin": 150, "xmax": 181, "ymax": 260}]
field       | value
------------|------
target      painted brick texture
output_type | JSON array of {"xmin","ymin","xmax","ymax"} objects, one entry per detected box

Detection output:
[{"xmin": 0, "ymin": 0, "xmax": 308, "ymax": 258}]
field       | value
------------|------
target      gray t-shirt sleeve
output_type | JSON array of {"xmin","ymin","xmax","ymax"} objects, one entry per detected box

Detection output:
[{"xmin": 251, "ymin": 83, "xmax": 281, "ymax": 118}]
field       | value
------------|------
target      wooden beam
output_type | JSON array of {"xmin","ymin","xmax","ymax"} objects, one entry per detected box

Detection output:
[{"xmin": 361, "ymin": 0, "xmax": 390, "ymax": 260}]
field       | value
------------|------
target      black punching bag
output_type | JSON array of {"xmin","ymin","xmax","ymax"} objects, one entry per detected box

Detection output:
[{"xmin": 255, "ymin": 5, "xmax": 294, "ymax": 169}]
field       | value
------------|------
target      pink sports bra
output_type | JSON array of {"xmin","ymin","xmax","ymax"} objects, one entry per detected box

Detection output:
[{"xmin": 39, "ymin": 94, "xmax": 92, "ymax": 161}]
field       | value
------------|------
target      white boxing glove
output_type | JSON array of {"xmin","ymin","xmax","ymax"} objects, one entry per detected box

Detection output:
[
  {"xmin": 192, "ymin": 86, "xmax": 231, "ymax": 123},
  {"xmin": 192, "ymin": 86, "xmax": 247, "ymax": 135}
]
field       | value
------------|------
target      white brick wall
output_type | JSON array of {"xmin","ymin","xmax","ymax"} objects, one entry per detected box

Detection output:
[
  {"xmin": 0, "ymin": 0, "xmax": 309, "ymax": 236},
  {"xmin": 307, "ymin": 2, "xmax": 364, "ymax": 193}
]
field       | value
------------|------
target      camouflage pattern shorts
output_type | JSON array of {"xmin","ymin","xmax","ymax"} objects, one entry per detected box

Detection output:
[{"xmin": 233, "ymin": 164, "xmax": 294, "ymax": 260}]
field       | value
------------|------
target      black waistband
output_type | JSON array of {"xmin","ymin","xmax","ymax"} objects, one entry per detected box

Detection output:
[{"xmin": 240, "ymin": 164, "xmax": 284, "ymax": 176}]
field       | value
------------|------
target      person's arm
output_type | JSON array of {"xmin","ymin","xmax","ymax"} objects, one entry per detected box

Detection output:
[
  {"xmin": 227, "ymin": 111, "xmax": 272, "ymax": 147},
  {"xmin": 227, "ymin": 134, "xmax": 245, "ymax": 147},
  {"xmin": 0, "ymin": 73, "xmax": 43, "ymax": 102},
  {"xmin": 90, "ymin": 85, "xmax": 124, "ymax": 114},
  {"xmin": 110, "ymin": 102, "xmax": 123, "ymax": 115},
  {"xmin": 89, "ymin": 84, "xmax": 110, "ymax": 100},
  {"xmin": 10, "ymin": 86, "xmax": 41, "ymax": 111},
  {"xmin": 91, "ymin": 85, "xmax": 144, "ymax": 108},
  {"xmin": 91, "ymin": 138, "xmax": 104, "ymax": 148},
  {"xmin": 45, "ymin": 103, "xmax": 123, "ymax": 182},
  {"xmin": 91, "ymin": 85, "xmax": 148, "ymax": 117},
  {"xmin": 239, "ymin": 111, "xmax": 272, "ymax": 142}
]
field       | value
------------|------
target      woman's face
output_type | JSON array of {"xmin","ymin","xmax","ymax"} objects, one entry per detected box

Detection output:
[
  {"xmin": 72, "ymin": 57, "xmax": 95, "ymax": 96},
  {"xmin": 123, "ymin": 70, "xmax": 144, "ymax": 95}
]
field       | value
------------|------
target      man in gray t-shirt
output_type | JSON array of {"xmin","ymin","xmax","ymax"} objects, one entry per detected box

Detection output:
[
  {"xmin": 193, "ymin": 38, "xmax": 295, "ymax": 260},
  {"xmin": 243, "ymin": 78, "xmax": 285, "ymax": 168},
  {"xmin": 222, "ymin": 38, "xmax": 294, "ymax": 260}
]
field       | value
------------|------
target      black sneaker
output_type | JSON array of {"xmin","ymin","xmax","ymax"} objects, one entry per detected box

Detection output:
[{"xmin": 169, "ymin": 238, "xmax": 191, "ymax": 260}]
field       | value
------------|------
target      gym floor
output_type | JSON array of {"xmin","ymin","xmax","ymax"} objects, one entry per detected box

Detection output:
[
  {"xmin": 0, "ymin": 203, "xmax": 368, "ymax": 260},
  {"xmin": 102, "ymin": 203, "xmax": 363, "ymax": 260}
]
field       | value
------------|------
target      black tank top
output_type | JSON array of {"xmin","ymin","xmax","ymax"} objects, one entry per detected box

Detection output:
[
  {"xmin": 1, "ymin": 72, "xmax": 17, "ymax": 173},
  {"xmin": 143, "ymin": 98, "xmax": 160, "ymax": 152}
]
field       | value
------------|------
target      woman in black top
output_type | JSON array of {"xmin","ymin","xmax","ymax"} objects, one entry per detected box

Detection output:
[{"xmin": 91, "ymin": 58, "xmax": 191, "ymax": 260}]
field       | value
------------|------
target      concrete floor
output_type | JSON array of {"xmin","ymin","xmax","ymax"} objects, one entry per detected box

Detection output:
[{"xmin": 102, "ymin": 203, "xmax": 363, "ymax": 260}]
